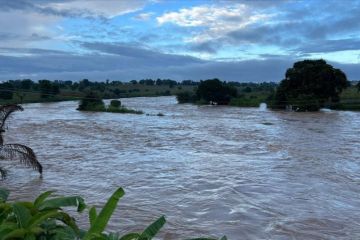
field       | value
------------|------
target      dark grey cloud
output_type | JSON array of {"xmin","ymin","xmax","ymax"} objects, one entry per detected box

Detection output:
[
  {"xmin": 0, "ymin": 47, "xmax": 68, "ymax": 55},
  {"xmin": 0, "ymin": 43, "xmax": 359, "ymax": 82},
  {"xmin": 81, "ymin": 42, "xmax": 203, "ymax": 65},
  {"xmin": 188, "ymin": 41, "xmax": 220, "ymax": 54},
  {"xmin": 299, "ymin": 39, "xmax": 360, "ymax": 53},
  {"xmin": 0, "ymin": 0, "xmax": 144, "ymax": 19}
]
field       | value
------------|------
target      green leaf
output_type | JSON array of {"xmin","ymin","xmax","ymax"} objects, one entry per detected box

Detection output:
[
  {"xmin": 0, "ymin": 188, "xmax": 9, "ymax": 202},
  {"xmin": 56, "ymin": 211, "xmax": 80, "ymax": 234},
  {"xmin": 12, "ymin": 203, "xmax": 31, "ymax": 228},
  {"xmin": 39, "ymin": 196, "xmax": 86, "ymax": 212},
  {"xmin": 83, "ymin": 187, "xmax": 125, "ymax": 239},
  {"xmin": 34, "ymin": 191, "xmax": 55, "ymax": 207},
  {"xmin": 27, "ymin": 209, "xmax": 60, "ymax": 227},
  {"xmin": 0, "ymin": 222, "xmax": 18, "ymax": 236},
  {"xmin": 47, "ymin": 226, "xmax": 78, "ymax": 240},
  {"xmin": 24, "ymin": 233, "xmax": 36, "ymax": 240},
  {"xmin": 139, "ymin": 216, "xmax": 166, "ymax": 240},
  {"xmin": 220, "ymin": 236, "xmax": 227, "ymax": 240},
  {"xmin": 89, "ymin": 206, "xmax": 97, "ymax": 227},
  {"xmin": 119, "ymin": 233, "xmax": 141, "ymax": 240},
  {"xmin": 2, "ymin": 228, "xmax": 27, "ymax": 239}
]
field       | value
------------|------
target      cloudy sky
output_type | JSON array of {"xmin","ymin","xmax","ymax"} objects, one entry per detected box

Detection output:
[{"xmin": 0, "ymin": 0, "xmax": 359, "ymax": 82}]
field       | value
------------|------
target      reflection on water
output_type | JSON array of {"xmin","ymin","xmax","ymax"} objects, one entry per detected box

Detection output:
[{"xmin": 2, "ymin": 96, "xmax": 360, "ymax": 239}]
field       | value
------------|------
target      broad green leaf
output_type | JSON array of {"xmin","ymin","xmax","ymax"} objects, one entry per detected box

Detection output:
[
  {"xmin": 56, "ymin": 211, "xmax": 80, "ymax": 234},
  {"xmin": 83, "ymin": 187, "xmax": 125, "ymax": 239},
  {"xmin": 0, "ymin": 188, "xmax": 9, "ymax": 202},
  {"xmin": 28, "ymin": 209, "xmax": 60, "ymax": 227},
  {"xmin": 107, "ymin": 232, "xmax": 120, "ymax": 240},
  {"xmin": 119, "ymin": 232, "xmax": 141, "ymax": 240},
  {"xmin": 29, "ymin": 226, "xmax": 43, "ymax": 235},
  {"xmin": 12, "ymin": 203, "xmax": 31, "ymax": 228},
  {"xmin": 3, "ymin": 228, "xmax": 27, "ymax": 239},
  {"xmin": 39, "ymin": 196, "xmax": 86, "ymax": 212},
  {"xmin": 0, "ymin": 203, "xmax": 12, "ymax": 223},
  {"xmin": 220, "ymin": 236, "xmax": 227, "ymax": 240},
  {"xmin": 139, "ymin": 216, "xmax": 166, "ymax": 240},
  {"xmin": 34, "ymin": 191, "xmax": 55, "ymax": 207},
  {"xmin": 0, "ymin": 222, "xmax": 18, "ymax": 236},
  {"xmin": 24, "ymin": 233, "xmax": 36, "ymax": 240},
  {"xmin": 89, "ymin": 206, "xmax": 97, "ymax": 227},
  {"xmin": 48, "ymin": 226, "xmax": 78, "ymax": 240}
]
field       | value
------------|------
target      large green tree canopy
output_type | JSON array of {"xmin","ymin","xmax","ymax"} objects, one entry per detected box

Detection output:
[
  {"xmin": 196, "ymin": 79, "xmax": 237, "ymax": 105},
  {"xmin": 271, "ymin": 59, "xmax": 349, "ymax": 111}
]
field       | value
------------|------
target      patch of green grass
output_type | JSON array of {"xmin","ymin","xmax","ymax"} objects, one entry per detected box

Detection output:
[
  {"xmin": 107, "ymin": 106, "xmax": 143, "ymax": 114},
  {"xmin": 229, "ymin": 92, "xmax": 269, "ymax": 107}
]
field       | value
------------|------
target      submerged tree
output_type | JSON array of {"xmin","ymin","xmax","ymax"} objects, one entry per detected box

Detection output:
[
  {"xmin": 196, "ymin": 79, "xmax": 237, "ymax": 105},
  {"xmin": 77, "ymin": 91, "xmax": 105, "ymax": 111},
  {"xmin": 270, "ymin": 59, "xmax": 349, "ymax": 111},
  {"xmin": 0, "ymin": 105, "xmax": 42, "ymax": 178}
]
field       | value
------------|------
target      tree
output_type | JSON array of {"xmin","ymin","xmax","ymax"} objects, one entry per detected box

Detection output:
[
  {"xmin": 38, "ymin": 80, "xmax": 59, "ymax": 98},
  {"xmin": 0, "ymin": 105, "xmax": 42, "ymax": 178},
  {"xmin": 271, "ymin": 59, "xmax": 349, "ymax": 111},
  {"xmin": 0, "ymin": 82, "xmax": 14, "ymax": 100},
  {"xmin": 77, "ymin": 91, "xmax": 105, "ymax": 111},
  {"xmin": 196, "ymin": 79, "xmax": 237, "ymax": 105}
]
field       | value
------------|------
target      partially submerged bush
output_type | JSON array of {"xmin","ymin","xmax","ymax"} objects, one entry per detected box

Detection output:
[
  {"xmin": 110, "ymin": 100, "xmax": 121, "ymax": 108},
  {"xmin": 0, "ymin": 187, "xmax": 226, "ymax": 240},
  {"xmin": 176, "ymin": 91, "xmax": 196, "ymax": 103},
  {"xmin": 78, "ymin": 96, "xmax": 143, "ymax": 114},
  {"xmin": 77, "ymin": 92, "xmax": 105, "ymax": 111}
]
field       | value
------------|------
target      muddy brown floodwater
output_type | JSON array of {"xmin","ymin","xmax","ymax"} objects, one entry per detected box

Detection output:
[{"xmin": 1, "ymin": 96, "xmax": 360, "ymax": 239}]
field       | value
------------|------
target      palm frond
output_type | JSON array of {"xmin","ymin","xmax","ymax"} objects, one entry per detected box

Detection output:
[
  {"xmin": 0, "ymin": 144, "xmax": 42, "ymax": 175},
  {"xmin": 0, "ymin": 166, "xmax": 7, "ymax": 179},
  {"xmin": 0, "ymin": 104, "xmax": 23, "ymax": 131}
]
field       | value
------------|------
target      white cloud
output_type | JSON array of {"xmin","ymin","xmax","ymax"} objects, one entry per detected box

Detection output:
[
  {"xmin": 157, "ymin": 4, "xmax": 270, "ymax": 43},
  {"xmin": 43, "ymin": 0, "xmax": 146, "ymax": 18}
]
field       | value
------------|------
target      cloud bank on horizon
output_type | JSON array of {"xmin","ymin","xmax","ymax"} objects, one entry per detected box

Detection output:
[{"xmin": 0, "ymin": 0, "xmax": 359, "ymax": 82}]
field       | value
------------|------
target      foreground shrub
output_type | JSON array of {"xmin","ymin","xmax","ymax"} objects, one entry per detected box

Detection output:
[{"xmin": 0, "ymin": 188, "xmax": 226, "ymax": 240}]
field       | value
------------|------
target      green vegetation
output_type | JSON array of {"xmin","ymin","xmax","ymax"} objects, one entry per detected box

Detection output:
[
  {"xmin": 77, "ymin": 92, "xmax": 106, "ymax": 111},
  {"xmin": 0, "ymin": 105, "xmax": 42, "ymax": 178},
  {"xmin": 77, "ymin": 92, "xmax": 143, "ymax": 114},
  {"xmin": 195, "ymin": 79, "xmax": 237, "ymax": 105},
  {"xmin": 0, "ymin": 79, "xmax": 196, "ymax": 105},
  {"xmin": 176, "ymin": 80, "xmax": 276, "ymax": 107},
  {"xmin": 0, "ymin": 187, "xmax": 226, "ymax": 240},
  {"xmin": 269, "ymin": 59, "xmax": 349, "ymax": 111}
]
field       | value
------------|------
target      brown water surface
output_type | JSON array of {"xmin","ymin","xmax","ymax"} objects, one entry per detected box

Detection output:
[{"xmin": 2, "ymin": 96, "xmax": 360, "ymax": 239}]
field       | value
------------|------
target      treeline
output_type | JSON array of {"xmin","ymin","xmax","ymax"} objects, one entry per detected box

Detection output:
[
  {"xmin": 0, "ymin": 78, "xmax": 197, "ymax": 102},
  {"xmin": 0, "ymin": 78, "xmax": 278, "ymax": 104}
]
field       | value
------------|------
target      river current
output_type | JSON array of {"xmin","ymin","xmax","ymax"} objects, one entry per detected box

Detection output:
[{"xmin": 2, "ymin": 96, "xmax": 360, "ymax": 239}]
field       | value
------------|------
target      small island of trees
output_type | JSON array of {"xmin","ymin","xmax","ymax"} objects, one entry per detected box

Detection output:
[{"xmin": 77, "ymin": 92, "xmax": 143, "ymax": 114}]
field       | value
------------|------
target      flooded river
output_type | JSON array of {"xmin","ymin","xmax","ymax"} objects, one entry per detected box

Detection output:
[{"xmin": 2, "ymin": 96, "xmax": 360, "ymax": 239}]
